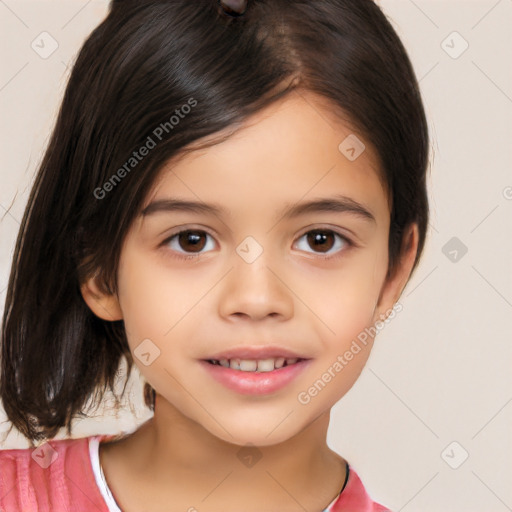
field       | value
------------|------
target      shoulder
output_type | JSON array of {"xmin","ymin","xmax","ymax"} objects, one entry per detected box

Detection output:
[
  {"xmin": 0, "ymin": 434, "xmax": 114, "ymax": 512},
  {"xmin": 329, "ymin": 465, "xmax": 392, "ymax": 512}
]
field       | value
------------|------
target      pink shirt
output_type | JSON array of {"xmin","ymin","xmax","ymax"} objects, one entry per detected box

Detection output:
[{"xmin": 0, "ymin": 434, "xmax": 390, "ymax": 511}]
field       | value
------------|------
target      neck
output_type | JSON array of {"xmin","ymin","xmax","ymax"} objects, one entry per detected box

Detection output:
[{"xmin": 104, "ymin": 393, "xmax": 346, "ymax": 512}]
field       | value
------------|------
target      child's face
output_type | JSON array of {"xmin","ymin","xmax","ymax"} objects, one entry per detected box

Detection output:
[{"xmin": 85, "ymin": 91, "xmax": 416, "ymax": 446}]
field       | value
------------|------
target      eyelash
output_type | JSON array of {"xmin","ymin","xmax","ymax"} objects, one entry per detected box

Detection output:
[{"xmin": 160, "ymin": 227, "xmax": 355, "ymax": 262}]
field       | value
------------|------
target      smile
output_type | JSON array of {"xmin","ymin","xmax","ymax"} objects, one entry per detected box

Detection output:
[
  {"xmin": 201, "ymin": 358, "xmax": 312, "ymax": 395},
  {"xmin": 206, "ymin": 357, "xmax": 306, "ymax": 372}
]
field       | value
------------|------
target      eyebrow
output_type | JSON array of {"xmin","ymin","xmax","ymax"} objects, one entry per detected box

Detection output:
[{"xmin": 140, "ymin": 195, "xmax": 376, "ymax": 224}]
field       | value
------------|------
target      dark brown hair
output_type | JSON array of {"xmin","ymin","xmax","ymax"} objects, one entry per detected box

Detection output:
[{"xmin": 1, "ymin": 0, "xmax": 430, "ymax": 445}]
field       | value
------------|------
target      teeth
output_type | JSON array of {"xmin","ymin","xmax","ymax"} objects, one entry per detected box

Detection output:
[
  {"xmin": 256, "ymin": 359, "xmax": 275, "ymax": 372},
  {"xmin": 274, "ymin": 357, "xmax": 285, "ymax": 369},
  {"xmin": 213, "ymin": 357, "xmax": 301, "ymax": 372},
  {"xmin": 239, "ymin": 360, "xmax": 258, "ymax": 371}
]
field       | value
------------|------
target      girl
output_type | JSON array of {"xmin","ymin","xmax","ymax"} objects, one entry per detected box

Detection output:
[{"xmin": 0, "ymin": 0, "xmax": 430, "ymax": 510}]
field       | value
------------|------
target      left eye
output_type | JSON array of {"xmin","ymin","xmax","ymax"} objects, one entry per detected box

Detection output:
[{"xmin": 294, "ymin": 230, "xmax": 350, "ymax": 256}]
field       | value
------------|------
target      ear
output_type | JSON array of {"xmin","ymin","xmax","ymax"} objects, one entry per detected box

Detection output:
[
  {"xmin": 80, "ymin": 274, "xmax": 123, "ymax": 321},
  {"xmin": 372, "ymin": 223, "xmax": 419, "ymax": 323}
]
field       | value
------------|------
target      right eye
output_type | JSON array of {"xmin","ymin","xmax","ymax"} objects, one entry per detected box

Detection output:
[{"xmin": 162, "ymin": 229, "xmax": 216, "ymax": 260}]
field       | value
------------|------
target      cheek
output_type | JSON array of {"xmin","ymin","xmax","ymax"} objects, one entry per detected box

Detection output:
[
  {"xmin": 309, "ymin": 251, "xmax": 387, "ymax": 340},
  {"xmin": 117, "ymin": 250, "xmax": 210, "ymax": 341},
  {"xmin": 298, "ymin": 269, "xmax": 383, "ymax": 409},
  {"xmin": 116, "ymin": 256, "xmax": 186, "ymax": 397}
]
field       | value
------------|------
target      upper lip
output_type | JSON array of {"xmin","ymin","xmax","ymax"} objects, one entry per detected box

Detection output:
[{"xmin": 205, "ymin": 346, "xmax": 310, "ymax": 361}]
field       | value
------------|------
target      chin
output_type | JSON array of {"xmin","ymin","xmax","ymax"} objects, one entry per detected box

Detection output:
[{"xmin": 204, "ymin": 418, "xmax": 302, "ymax": 448}]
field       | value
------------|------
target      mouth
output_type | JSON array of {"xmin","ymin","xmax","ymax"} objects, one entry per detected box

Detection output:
[
  {"xmin": 200, "ymin": 357, "xmax": 312, "ymax": 395},
  {"xmin": 204, "ymin": 357, "xmax": 308, "ymax": 373}
]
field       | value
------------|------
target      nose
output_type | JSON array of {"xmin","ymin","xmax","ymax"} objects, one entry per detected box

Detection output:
[{"xmin": 217, "ymin": 248, "xmax": 294, "ymax": 322}]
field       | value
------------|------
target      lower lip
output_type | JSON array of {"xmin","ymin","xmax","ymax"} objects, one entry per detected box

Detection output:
[{"xmin": 200, "ymin": 359, "xmax": 312, "ymax": 395}]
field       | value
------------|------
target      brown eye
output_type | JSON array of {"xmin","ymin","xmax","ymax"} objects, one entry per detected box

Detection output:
[
  {"xmin": 178, "ymin": 231, "xmax": 206, "ymax": 252},
  {"xmin": 295, "ymin": 229, "xmax": 350, "ymax": 257},
  {"xmin": 306, "ymin": 231, "xmax": 335, "ymax": 253},
  {"xmin": 165, "ymin": 230, "xmax": 215, "ymax": 256}
]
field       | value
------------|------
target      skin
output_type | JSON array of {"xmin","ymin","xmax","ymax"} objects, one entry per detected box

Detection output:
[{"xmin": 81, "ymin": 89, "xmax": 418, "ymax": 512}]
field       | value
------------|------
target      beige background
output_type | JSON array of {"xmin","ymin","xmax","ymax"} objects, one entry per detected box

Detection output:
[{"xmin": 1, "ymin": 1, "xmax": 511, "ymax": 510}]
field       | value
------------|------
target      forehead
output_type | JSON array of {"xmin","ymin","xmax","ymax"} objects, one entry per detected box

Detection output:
[{"xmin": 144, "ymin": 91, "xmax": 389, "ymax": 223}]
